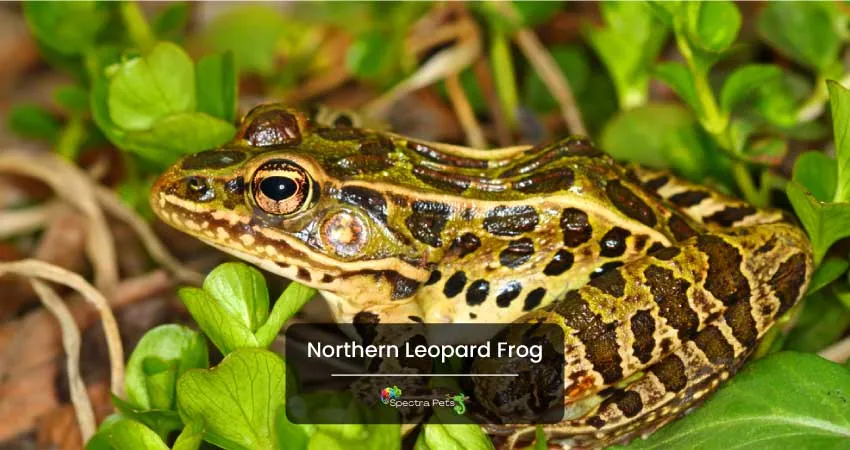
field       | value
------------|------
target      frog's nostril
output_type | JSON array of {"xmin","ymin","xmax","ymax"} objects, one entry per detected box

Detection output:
[
  {"xmin": 186, "ymin": 176, "xmax": 205, "ymax": 191},
  {"xmin": 184, "ymin": 176, "xmax": 215, "ymax": 202}
]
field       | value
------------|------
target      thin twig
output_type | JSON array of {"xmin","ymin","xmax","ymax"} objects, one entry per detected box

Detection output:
[
  {"xmin": 513, "ymin": 29, "xmax": 586, "ymax": 135},
  {"xmin": 30, "ymin": 280, "xmax": 96, "ymax": 441},
  {"xmin": 445, "ymin": 74, "xmax": 487, "ymax": 148},
  {"xmin": 364, "ymin": 41, "xmax": 480, "ymax": 117},
  {"xmin": 363, "ymin": 9, "xmax": 482, "ymax": 117},
  {"xmin": 0, "ymin": 268, "xmax": 174, "ymax": 394},
  {"xmin": 94, "ymin": 186, "xmax": 204, "ymax": 286},
  {"xmin": 493, "ymin": 2, "xmax": 587, "ymax": 135},
  {"xmin": 0, "ymin": 152, "xmax": 118, "ymax": 297},
  {"xmin": 0, "ymin": 260, "xmax": 125, "ymax": 397},
  {"xmin": 0, "ymin": 200, "xmax": 65, "ymax": 239}
]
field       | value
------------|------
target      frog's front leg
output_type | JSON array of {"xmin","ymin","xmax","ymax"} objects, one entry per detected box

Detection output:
[
  {"xmin": 323, "ymin": 291, "xmax": 433, "ymax": 426},
  {"xmin": 476, "ymin": 221, "xmax": 811, "ymax": 447}
]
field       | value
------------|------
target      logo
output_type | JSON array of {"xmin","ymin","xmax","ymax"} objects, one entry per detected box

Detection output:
[
  {"xmin": 380, "ymin": 386, "xmax": 402, "ymax": 404},
  {"xmin": 450, "ymin": 393, "xmax": 466, "ymax": 415}
]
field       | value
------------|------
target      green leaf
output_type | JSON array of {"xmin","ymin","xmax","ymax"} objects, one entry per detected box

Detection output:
[
  {"xmin": 414, "ymin": 409, "xmax": 493, "ymax": 450},
  {"xmin": 196, "ymin": 52, "xmax": 238, "ymax": 123},
  {"xmin": 785, "ymin": 290, "xmax": 850, "ymax": 353},
  {"xmin": 121, "ymin": 112, "xmax": 236, "ymax": 165},
  {"xmin": 54, "ymin": 84, "xmax": 90, "ymax": 114},
  {"xmin": 282, "ymin": 392, "xmax": 401, "ymax": 450},
  {"xmin": 85, "ymin": 415, "xmax": 122, "ymax": 450},
  {"xmin": 23, "ymin": 1, "xmax": 107, "ymax": 56},
  {"xmin": 152, "ymin": 2, "xmax": 189, "ymax": 40},
  {"xmin": 754, "ymin": 72, "xmax": 809, "ymax": 128},
  {"xmin": 577, "ymin": 71, "xmax": 620, "ymax": 136},
  {"xmin": 613, "ymin": 352, "xmax": 850, "ymax": 449},
  {"xmin": 646, "ymin": 1, "xmax": 683, "ymax": 27},
  {"xmin": 513, "ymin": 2, "xmax": 562, "ymax": 27},
  {"xmin": 834, "ymin": 282, "xmax": 850, "ymax": 312},
  {"xmin": 786, "ymin": 181, "xmax": 850, "ymax": 265},
  {"xmin": 203, "ymin": 262, "xmax": 270, "ymax": 333},
  {"xmin": 275, "ymin": 407, "xmax": 311, "ymax": 450},
  {"xmin": 181, "ymin": 264, "xmax": 314, "ymax": 354},
  {"xmin": 583, "ymin": 1, "xmax": 668, "ymax": 109},
  {"xmin": 346, "ymin": 30, "xmax": 398, "ymax": 81},
  {"xmin": 7, "ymin": 103, "xmax": 61, "ymax": 142},
  {"xmin": 720, "ymin": 65, "xmax": 782, "ymax": 113},
  {"xmin": 178, "ymin": 287, "xmax": 258, "ymax": 355},
  {"xmin": 107, "ymin": 42, "xmax": 196, "ymax": 131},
  {"xmin": 110, "ymin": 395, "xmax": 184, "ymax": 441},
  {"xmin": 177, "ymin": 348, "xmax": 287, "ymax": 450},
  {"xmin": 198, "ymin": 5, "xmax": 297, "ymax": 76},
  {"xmin": 601, "ymin": 103, "xmax": 714, "ymax": 182},
  {"xmin": 808, "ymin": 258, "xmax": 850, "ymax": 295},
  {"xmin": 255, "ymin": 281, "xmax": 317, "ymax": 348},
  {"xmin": 757, "ymin": 2, "xmax": 847, "ymax": 72},
  {"xmin": 173, "ymin": 420, "xmax": 204, "ymax": 450},
  {"xmin": 125, "ymin": 324, "xmax": 208, "ymax": 411},
  {"xmin": 684, "ymin": 1, "xmax": 741, "ymax": 53},
  {"xmin": 793, "ymin": 151, "xmax": 838, "ymax": 202},
  {"xmin": 104, "ymin": 418, "xmax": 170, "ymax": 450},
  {"xmin": 828, "ymin": 81, "xmax": 850, "ymax": 203},
  {"xmin": 523, "ymin": 45, "xmax": 590, "ymax": 113},
  {"xmin": 654, "ymin": 62, "xmax": 701, "ymax": 114}
]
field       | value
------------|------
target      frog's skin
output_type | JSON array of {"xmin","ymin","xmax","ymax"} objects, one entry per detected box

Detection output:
[{"xmin": 150, "ymin": 104, "xmax": 813, "ymax": 448}]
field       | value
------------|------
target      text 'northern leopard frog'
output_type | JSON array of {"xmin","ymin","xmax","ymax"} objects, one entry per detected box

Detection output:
[{"xmin": 150, "ymin": 104, "xmax": 812, "ymax": 448}]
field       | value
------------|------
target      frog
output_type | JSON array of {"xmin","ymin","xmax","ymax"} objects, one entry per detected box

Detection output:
[{"xmin": 150, "ymin": 104, "xmax": 813, "ymax": 448}]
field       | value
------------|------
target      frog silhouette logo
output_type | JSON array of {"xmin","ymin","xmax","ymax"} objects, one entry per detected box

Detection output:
[{"xmin": 380, "ymin": 386, "xmax": 402, "ymax": 405}]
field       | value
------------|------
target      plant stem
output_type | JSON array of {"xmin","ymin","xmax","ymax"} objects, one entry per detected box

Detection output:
[
  {"xmin": 119, "ymin": 1, "xmax": 155, "ymax": 53},
  {"xmin": 56, "ymin": 115, "xmax": 86, "ymax": 162},
  {"xmin": 732, "ymin": 162, "xmax": 765, "ymax": 207},
  {"xmin": 489, "ymin": 24, "xmax": 518, "ymax": 129},
  {"xmin": 673, "ymin": 24, "xmax": 771, "ymax": 204},
  {"xmin": 690, "ymin": 66, "xmax": 727, "ymax": 136}
]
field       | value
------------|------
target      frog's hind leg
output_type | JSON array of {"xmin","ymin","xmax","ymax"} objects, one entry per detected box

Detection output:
[
  {"xmin": 628, "ymin": 165, "xmax": 786, "ymax": 229},
  {"xmin": 520, "ymin": 221, "xmax": 812, "ymax": 448},
  {"xmin": 552, "ymin": 318, "xmax": 757, "ymax": 448}
]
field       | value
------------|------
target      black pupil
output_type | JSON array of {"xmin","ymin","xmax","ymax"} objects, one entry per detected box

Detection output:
[{"xmin": 259, "ymin": 176, "xmax": 298, "ymax": 201}]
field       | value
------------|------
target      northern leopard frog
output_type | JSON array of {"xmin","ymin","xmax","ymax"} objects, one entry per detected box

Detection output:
[{"xmin": 150, "ymin": 104, "xmax": 813, "ymax": 448}]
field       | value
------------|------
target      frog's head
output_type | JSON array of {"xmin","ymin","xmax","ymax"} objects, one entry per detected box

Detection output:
[{"xmin": 150, "ymin": 105, "xmax": 431, "ymax": 294}]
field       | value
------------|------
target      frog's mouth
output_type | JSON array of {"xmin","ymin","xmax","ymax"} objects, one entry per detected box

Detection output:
[
  {"xmin": 150, "ymin": 185, "xmax": 429, "ymax": 292},
  {"xmin": 150, "ymin": 186, "xmax": 345, "ymax": 291}
]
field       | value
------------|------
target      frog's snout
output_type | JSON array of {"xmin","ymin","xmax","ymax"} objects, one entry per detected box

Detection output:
[{"xmin": 149, "ymin": 160, "xmax": 215, "ymax": 223}]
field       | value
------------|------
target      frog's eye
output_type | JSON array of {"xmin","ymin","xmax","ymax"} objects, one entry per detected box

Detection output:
[{"xmin": 251, "ymin": 159, "xmax": 314, "ymax": 215}]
